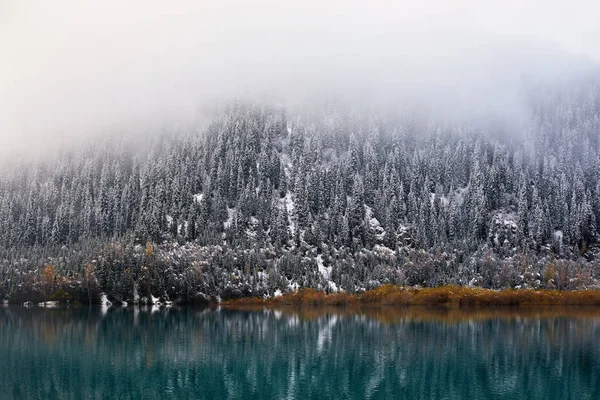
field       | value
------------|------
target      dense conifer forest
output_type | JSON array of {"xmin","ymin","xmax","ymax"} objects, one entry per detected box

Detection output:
[{"xmin": 2, "ymin": 75, "xmax": 600, "ymax": 303}]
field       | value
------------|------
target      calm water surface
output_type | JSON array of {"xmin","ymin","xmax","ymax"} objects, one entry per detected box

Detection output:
[{"xmin": 0, "ymin": 305, "xmax": 599, "ymax": 399}]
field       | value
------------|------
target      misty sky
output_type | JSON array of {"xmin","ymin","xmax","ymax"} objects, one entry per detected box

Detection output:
[{"xmin": 1, "ymin": 1, "xmax": 600, "ymax": 157}]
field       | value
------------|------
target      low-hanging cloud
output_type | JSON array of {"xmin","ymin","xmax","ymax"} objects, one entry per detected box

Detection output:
[{"xmin": 1, "ymin": 0, "xmax": 599, "ymax": 159}]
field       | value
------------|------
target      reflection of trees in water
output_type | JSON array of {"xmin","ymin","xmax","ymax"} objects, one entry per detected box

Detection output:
[{"xmin": 0, "ymin": 307, "xmax": 599, "ymax": 399}]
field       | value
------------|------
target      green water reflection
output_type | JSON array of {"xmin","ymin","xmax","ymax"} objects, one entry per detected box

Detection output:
[{"xmin": 0, "ymin": 305, "xmax": 599, "ymax": 399}]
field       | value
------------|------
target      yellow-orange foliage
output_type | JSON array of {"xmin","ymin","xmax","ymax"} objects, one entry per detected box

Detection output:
[
  {"xmin": 222, "ymin": 285, "xmax": 600, "ymax": 308},
  {"xmin": 145, "ymin": 242, "xmax": 154, "ymax": 257},
  {"xmin": 42, "ymin": 265, "xmax": 56, "ymax": 284}
]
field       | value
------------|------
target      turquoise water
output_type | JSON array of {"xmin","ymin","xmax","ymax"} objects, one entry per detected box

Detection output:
[{"xmin": 0, "ymin": 305, "xmax": 599, "ymax": 399}]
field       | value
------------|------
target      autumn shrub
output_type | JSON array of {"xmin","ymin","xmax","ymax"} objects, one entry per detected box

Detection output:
[
  {"xmin": 359, "ymin": 284, "xmax": 400, "ymax": 303},
  {"xmin": 224, "ymin": 285, "xmax": 600, "ymax": 308}
]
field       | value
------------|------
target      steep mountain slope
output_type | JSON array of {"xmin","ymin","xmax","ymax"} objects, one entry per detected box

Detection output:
[{"xmin": 2, "ymin": 79, "xmax": 600, "ymax": 303}]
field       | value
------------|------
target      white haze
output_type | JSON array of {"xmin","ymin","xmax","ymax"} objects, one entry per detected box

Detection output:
[{"xmin": 1, "ymin": 0, "xmax": 600, "ymax": 159}]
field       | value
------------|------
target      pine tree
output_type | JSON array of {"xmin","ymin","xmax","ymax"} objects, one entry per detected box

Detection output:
[{"xmin": 516, "ymin": 181, "xmax": 529, "ymax": 248}]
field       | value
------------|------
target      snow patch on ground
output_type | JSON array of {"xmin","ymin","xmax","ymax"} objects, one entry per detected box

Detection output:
[
  {"xmin": 365, "ymin": 206, "xmax": 385, "ymax": 241},
  {"xmin": 454, "ymin": 187, "xmax": 469, "ymax": 206},
  {"xmin": 280, "ymin": 153, "xmax": 293, "ymax": 177},
  {"xmin": 316, "ymin": 255, "xmax": 332, "ymax": 281},
  {"xmin": 328, "ymin": 281, "xmax": 339, "ymax": 292},
  {"xmin": 554, "ymin": 230, "xmax": 563, "ymax": 241},
  {"xmin": 100, "ymin": 293, "xmax": 111, "ymax": 307},
  {"xmin": 193, "ymin": 193, "xmax": 204, "ymax": 203},
  {"xmin": 281, "ymin": 192, "xmax": 295, "ymax": 235},
  {"xmin": 224, "ymin": 208, "xmax": 236, "ymax": 229},
  {"xmin": 100, "ymin": 293, "xmax": 111, "ymax": 316},
  {"xmin": 274, "ymin": 289, "xmax": 283, "ymax": 298},
  {"xmin": 369, "ymin": 217, "xmax": 386, "ymax": 241}
]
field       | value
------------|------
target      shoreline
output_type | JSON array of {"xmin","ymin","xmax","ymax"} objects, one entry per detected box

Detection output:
[
  {"xmin": 4, "ymin": 298, "xmax": 600, "ymax": 325},
  {"xmin": 221, "ymin": 285, "xmax": 600, "ymax": 307},
  {"xmin": 5, "ymin": 285, "xmax": 600, "ymax": 308}
]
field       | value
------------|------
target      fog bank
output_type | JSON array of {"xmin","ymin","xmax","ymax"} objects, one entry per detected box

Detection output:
[{"xmin": 1, "ymin": 1, "xmax": 599, "ymax": 158}]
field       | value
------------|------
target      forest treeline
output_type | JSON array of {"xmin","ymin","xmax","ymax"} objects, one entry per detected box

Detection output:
[{"xmin": 2, "ymin": 76, "xmax": 600, "ymax": 303}]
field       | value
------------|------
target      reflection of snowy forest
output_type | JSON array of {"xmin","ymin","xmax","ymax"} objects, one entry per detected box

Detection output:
[
  {"xmin": 3, "ymin": 77, "xmax": 600, "ymax": 302},
  {"xmin": 1, "ymin": 307, "xmax": 598, "ymax": 399}
]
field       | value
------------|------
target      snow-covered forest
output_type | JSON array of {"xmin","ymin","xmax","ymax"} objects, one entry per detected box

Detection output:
[{"xmin": 2, "ymin": 75, "xmax": 600, "ymax": 303}]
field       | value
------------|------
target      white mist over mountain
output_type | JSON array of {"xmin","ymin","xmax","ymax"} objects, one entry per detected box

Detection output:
[{"xmin": 1, "ymin": 0, "xmax": 599, "ymax": 158}]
